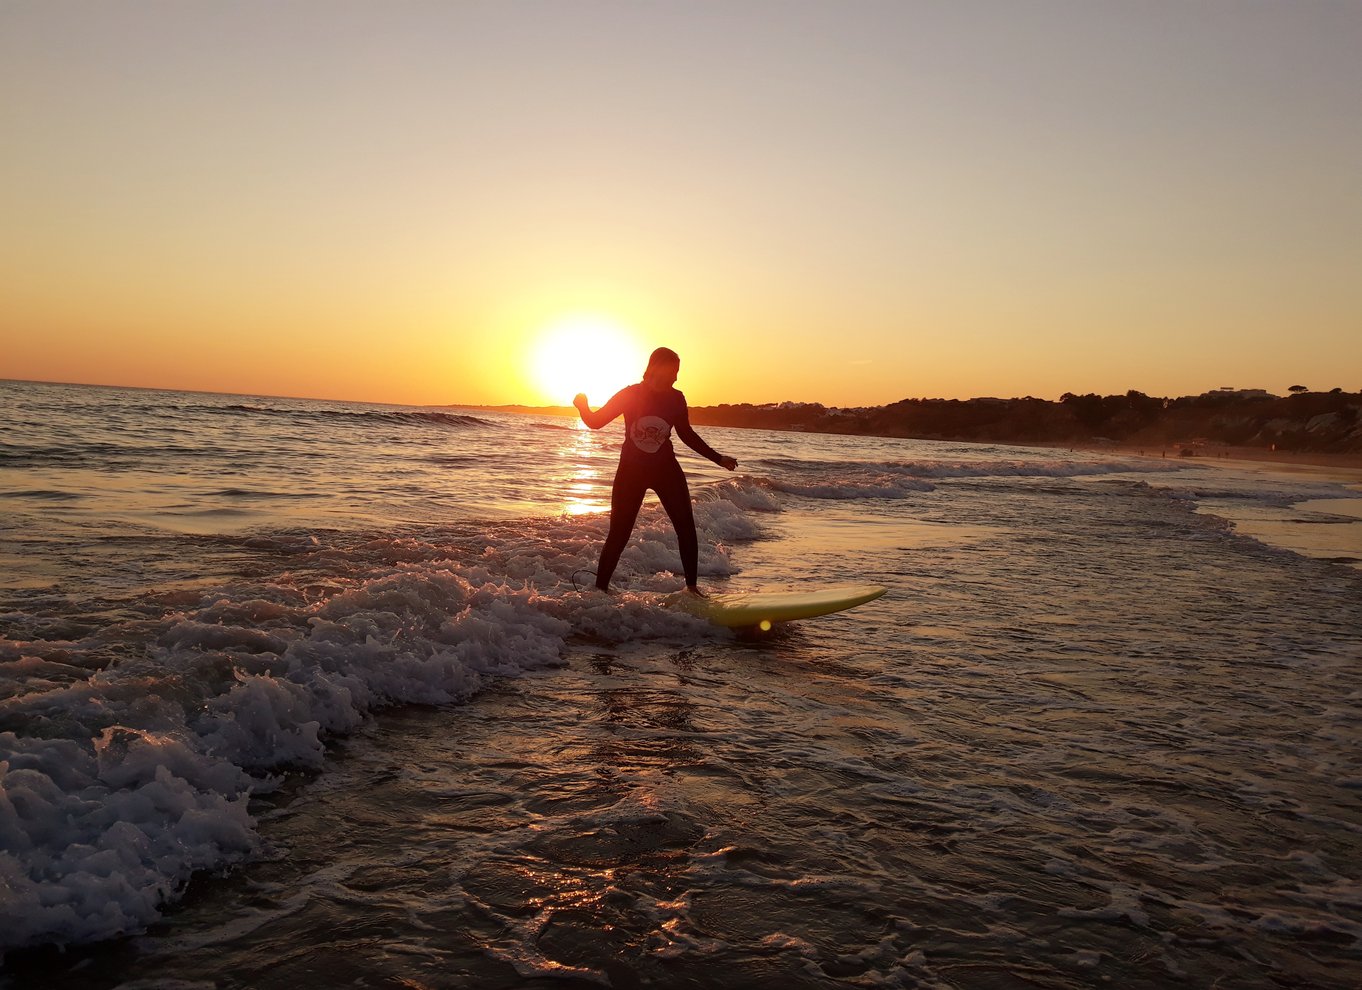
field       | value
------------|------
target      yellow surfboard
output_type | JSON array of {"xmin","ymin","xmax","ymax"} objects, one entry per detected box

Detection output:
[{"xmin": 667, "ymin": 584, "xmax": 886, "ymax": 629}]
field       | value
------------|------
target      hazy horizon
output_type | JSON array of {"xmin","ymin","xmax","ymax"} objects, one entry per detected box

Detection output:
[{"xmin": 7, "ymin": 374, "xmax": 1343, "ymax": 414}]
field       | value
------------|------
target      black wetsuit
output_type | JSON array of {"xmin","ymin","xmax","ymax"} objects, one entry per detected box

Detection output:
[{"xmin": 590, "ymin": 383, "xmax": 725, "ymax": 590}]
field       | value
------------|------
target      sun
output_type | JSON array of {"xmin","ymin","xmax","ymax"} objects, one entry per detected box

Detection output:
[{"xmin": 531, "ymin": 314, "xmax": 647, "ymax": 406}]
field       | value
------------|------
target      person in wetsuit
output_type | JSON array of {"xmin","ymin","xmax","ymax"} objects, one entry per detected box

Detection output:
[{"xmin": 574, "ymin": 347, "xmax": 738, "ymax": 594}]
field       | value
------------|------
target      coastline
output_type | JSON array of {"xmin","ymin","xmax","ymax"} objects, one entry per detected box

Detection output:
[
  {"xmin": 1034, "ymin": 440, "xmax": 1362, "ymax": 479},
  {"xmin": 450, "ymin": 403, "xmax": 1362, "ymax": 478}
]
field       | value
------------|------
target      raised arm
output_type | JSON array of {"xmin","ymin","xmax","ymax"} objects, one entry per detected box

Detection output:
[{"xmin": 574, "ymin": 389, "xmax": 629, "ymax": 430}]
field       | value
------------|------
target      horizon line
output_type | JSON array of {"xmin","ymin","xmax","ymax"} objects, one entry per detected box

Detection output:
[{"xmin": 6, "ymin": 376, "xmax": 1343, "ymax": 411}]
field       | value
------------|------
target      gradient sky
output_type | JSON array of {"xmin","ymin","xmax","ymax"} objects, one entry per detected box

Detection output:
[{"xmin": 3, "ymin": 0, "xmax": 1360, "ymax": 407}]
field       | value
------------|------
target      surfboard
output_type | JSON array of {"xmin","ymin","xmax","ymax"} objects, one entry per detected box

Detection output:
[{"xmin": 667, "ymin": 584, "xmax": 886, "ymax": 629}]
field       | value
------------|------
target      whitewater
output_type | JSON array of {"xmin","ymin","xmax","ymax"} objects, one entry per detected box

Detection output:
[{"xmin": 1, "ymin": 379, "xmax": 1360, "ymax": 989}]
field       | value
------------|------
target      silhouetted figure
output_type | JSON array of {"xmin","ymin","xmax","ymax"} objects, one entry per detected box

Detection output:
[{"xmin": 574, "ymin": 347, "xmax": 738, "ymax": 594}]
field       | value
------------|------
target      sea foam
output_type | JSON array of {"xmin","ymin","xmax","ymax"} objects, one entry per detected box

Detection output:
[{"xmin": 0, "ymin": 483, "xmax": 764, "ymax": 956}]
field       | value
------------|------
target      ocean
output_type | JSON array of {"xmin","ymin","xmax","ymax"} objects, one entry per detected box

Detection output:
[{"xmin": 2, "ymin": 378, "xmax": 1360, "ymax": 989}]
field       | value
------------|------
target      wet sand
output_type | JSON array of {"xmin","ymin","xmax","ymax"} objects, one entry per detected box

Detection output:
[{"xmin": 1035, "ymin": 441, "xmax": 1362, "ymax": 479}]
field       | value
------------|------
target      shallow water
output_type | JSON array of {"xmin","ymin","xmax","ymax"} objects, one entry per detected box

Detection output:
[{"xmin": 2, "ymin": 380, "xmax": 1360, "ymax": 988}]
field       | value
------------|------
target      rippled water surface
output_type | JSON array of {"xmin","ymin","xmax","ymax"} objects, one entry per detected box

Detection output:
[{"xmin": 2, "ymin": 380, "xmax": 1360, "ymax": 988}]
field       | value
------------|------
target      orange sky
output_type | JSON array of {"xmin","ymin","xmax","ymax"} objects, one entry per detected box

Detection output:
[{"xmin": 3, "ymin": 2, "xmax": 1360, "ymax": 407}]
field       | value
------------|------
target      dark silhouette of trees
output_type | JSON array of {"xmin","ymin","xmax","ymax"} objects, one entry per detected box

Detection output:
[{"xmin": 687, "ymin": 388, "xmax": 1362, "ymax": 453}]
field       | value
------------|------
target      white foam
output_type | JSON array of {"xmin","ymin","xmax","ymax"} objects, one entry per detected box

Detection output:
[
  {"xmin": 0, "ymin": 729, "xmax": 258, "ymax": 953},
  {"xmin": 0, "ymin": 482, "xmax": 769, "ymax": 956},
  {"xmin": 770, "ymin": 474, "xmax": 935, "ymax": 499},
  {"xmin": 753, "ymin": 456, "xmax": 1183, "ymax": 501}
]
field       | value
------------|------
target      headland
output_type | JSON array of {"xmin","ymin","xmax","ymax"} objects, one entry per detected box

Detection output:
[{"xmin": 456, "ymin": 388, "xmax": 1362, "ymax": 470}]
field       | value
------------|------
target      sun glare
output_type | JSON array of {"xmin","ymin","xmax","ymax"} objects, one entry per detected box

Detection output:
[{"xmin": 531, "ymin": 315, "xmax": 647, "ymax": 406}]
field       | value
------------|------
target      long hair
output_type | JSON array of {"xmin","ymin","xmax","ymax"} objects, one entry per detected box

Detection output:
[{"xmin": 645, "ymin": 347, "xmax": 680, "ymax": 376}]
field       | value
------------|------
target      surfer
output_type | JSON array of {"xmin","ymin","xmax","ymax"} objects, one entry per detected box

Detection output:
[{"xmin": 574, "ymin": 346, "xmax": 738, "ymax": 594}]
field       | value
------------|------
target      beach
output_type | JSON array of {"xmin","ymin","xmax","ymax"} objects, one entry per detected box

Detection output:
[
  {"xmin": 1035, "ymin": 439, "xmax": 1362, "ymax": 473},
  {"xmin": 3, "ymin": 380, "xmax": 1361, "ymax": 988},
  {"xmin": 7, "ymin": 2, "xmax": 1361, "ymax": 984}
]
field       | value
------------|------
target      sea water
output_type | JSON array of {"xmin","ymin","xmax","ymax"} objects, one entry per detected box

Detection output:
[{"xmin": 1, "ymin": 379, "xmax": 1359, "ymax": 989}]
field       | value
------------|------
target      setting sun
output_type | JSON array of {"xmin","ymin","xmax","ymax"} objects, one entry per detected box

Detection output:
[{"xmin": 530, "ymin": 315, "xmax": 647, "ymax": 406}]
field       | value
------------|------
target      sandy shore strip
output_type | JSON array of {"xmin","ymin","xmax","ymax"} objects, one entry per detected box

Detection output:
[{"xmin": 1035, "ymin": 441, "xmax": 1362, "ymax": 480}]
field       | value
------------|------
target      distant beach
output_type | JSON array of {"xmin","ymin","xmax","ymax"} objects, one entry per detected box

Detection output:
[{"xmin": 1039, "ymin": 440, "xmax": 1362, "ymax": 475}]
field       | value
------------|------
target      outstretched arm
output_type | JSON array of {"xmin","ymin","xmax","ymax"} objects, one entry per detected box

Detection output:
[
  {"xmin": 574, "ymin": 390, "xmax": 629, "ymax": 430},
  {"xmin": 675, "ymin": 406, "xmax": 738, "ymax": 471}
]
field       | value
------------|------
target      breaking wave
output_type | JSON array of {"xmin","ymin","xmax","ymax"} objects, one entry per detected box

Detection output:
[{"xmin": 0, "ymin": 486, "xmax": 769, "ymax": 956}]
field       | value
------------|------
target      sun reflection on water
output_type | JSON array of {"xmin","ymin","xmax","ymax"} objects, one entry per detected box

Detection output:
[{"xmin": 559, "ymin": 423, "xmax": 609, "ymax": 516}]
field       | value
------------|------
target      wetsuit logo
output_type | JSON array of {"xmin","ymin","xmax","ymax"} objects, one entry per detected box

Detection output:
[{"xmin": 631, "ymin": 415, "xmax": 672, "ymax": 454}]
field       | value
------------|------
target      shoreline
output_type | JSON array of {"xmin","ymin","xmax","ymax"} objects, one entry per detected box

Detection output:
[
  {"xmin": 457, "ymin": 404, "xmax": 1362, "ymax": 476},
  {"xmin": 1033, "ymin": 440, "xmax": 1362, "ymax": 477}
]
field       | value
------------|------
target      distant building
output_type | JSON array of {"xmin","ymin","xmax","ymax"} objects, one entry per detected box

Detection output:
[{"xmin": 1201, "ymin": 387, "xmax": 1276, "ymax": 400}]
